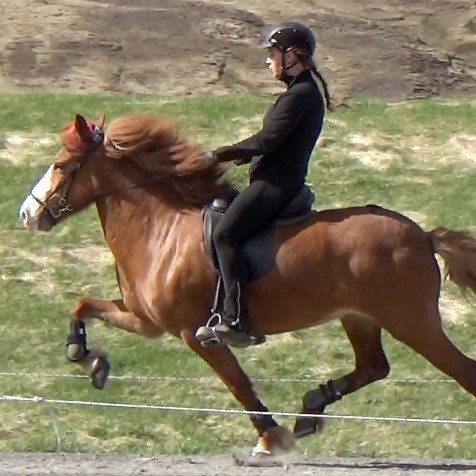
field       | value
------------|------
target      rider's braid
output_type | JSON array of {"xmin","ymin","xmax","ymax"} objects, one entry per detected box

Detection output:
[
  {"xmin": 312, "ymin": 68, "xmax": 332, "ymax": 111},
  {"xmin": 300, "ymin": 55, "xmax": 333, "ymax": 111}
]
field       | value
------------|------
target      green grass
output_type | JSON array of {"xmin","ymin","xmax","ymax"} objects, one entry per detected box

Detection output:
[{"xmin": 0, "ymin": 93, "xmax": 475, "ymax": 458}]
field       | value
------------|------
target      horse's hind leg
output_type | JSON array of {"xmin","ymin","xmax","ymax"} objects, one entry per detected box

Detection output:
[
  {"xmin": 294, "ymin": 315, "xmax": 390, "ymax": 438},
  {"xmin": 387, "ymin": 306, "xmax": 476, "ymax": 397},
  {"xmin": 67, "ymin": 297, "xmax": 164, "ymax": 389}
]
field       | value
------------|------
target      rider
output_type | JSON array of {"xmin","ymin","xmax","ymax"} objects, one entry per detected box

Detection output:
[{"xmin": 195, "ymin": 22, "xmax": 332, "ymax": 348}]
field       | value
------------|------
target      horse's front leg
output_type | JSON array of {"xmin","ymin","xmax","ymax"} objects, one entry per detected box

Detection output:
[
  {"xmin": 67, "ymin": 297, "xmax": 164, "ymax": 389},
  {"xmin": 181, "ymin": 328, "xmax": 294, "ymax": 456}
]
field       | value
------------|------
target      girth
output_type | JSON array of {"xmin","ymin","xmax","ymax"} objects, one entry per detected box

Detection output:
[{"xmin": 202, "ymin": 184, "xmax": 315, "ymax": 282}]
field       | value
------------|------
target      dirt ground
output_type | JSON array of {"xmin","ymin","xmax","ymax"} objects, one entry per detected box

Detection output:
[
  {"xmin": 0, "ymin": 0, "xmax": 474, "ymax": 100},
  {"xmin": 1, "ymin": 453, "xmax": 476, "ymax": 476}
]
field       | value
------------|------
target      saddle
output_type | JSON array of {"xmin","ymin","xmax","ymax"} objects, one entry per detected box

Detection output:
[{"xmin": 202, "ymin": 184, "xmax": 315, "ymax": 282}]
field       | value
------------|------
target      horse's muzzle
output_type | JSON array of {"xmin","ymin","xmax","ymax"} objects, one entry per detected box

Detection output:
[{"xmin": 20, "ymin": 209, "xmax": 55, "ymax": 232}]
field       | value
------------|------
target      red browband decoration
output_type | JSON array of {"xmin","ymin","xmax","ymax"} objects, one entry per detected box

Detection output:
[{"xmin": 63, "ymin": 122, "xmax": 103, "ymax": 152}]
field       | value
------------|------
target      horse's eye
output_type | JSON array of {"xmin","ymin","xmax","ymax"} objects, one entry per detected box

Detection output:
[{"xmin": 53, "ymin": 162, "xmax": 67, "ymax": 171}]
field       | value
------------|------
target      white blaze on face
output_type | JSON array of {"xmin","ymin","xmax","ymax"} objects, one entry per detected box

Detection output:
[{"xmin": 19, "ymin": 164, "xmax": 55, "ymax": 230}]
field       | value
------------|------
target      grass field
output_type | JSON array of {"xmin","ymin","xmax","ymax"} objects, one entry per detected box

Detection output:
[{"xmin": 0, "ymin": 94, "xmax": 475, "ymax": 458}]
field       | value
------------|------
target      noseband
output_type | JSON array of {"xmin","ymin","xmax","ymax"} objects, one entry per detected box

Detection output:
[{"xmin": 30, "ymin": 162, "xmax": 81, "ymax": 224}]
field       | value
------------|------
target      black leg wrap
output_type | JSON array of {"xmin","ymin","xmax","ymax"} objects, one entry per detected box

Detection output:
[
  {"xmin": 66, "ymin": 320, "xmax": 89, "ymax": 362},
  {"xmin": 293, "ymin": 379, "xmax": 344, "ymax": 438},
  {"xmin": 303, "ymin": 380, "xmax": 343, "ymax": 410},
  {"xmin": 249, "ymin": 402, "xmax": 278, "ymax": 436}
]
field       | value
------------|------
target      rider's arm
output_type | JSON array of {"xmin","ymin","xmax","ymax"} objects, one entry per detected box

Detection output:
[{"xmin": 214, "ymin": 87, "xmax": 311, "ymax": 164}]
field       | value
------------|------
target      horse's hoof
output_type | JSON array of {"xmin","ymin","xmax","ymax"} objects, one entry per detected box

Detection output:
[
  {"xmin": 293, "ymin": 414, "xmax": 324, "ymax": 438},
  {"xmin": 251, "ymin": 446, "xmax": 271, "ymax": 457},
  {"xmin": 66, "ymin": 343, "xmax": 87, "ymax": 362},
  {"xmin": 252, "ymin": 426, "xmax": 295, "ymax": 456},
  {"xmin": 90, "ymin": 356, "xmax": 110, "ymax": 390}
]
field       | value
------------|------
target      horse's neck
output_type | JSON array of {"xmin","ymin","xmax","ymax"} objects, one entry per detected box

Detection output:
[{"xmin": 95, "ymin": 191, "xmax": 202, "ymax": 270}]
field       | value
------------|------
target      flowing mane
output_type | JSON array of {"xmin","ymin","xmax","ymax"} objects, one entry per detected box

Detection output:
[{"xmin": 104, "ymin": 114, "xmax": 230, "ymax": 206}]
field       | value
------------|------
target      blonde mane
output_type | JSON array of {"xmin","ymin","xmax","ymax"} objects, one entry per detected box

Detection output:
[{"xmin": 104, "ymin": 114, "xmax": 230, "ymax": 206}]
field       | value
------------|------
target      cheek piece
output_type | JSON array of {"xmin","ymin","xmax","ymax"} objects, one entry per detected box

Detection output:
[{"xmin": 31, "ymin": 122, "xmax": 104, "ymax": 223}]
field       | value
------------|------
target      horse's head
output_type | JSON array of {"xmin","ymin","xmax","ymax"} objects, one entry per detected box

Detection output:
[{"xmin": 19, "ymin": 114, "xmax": 105, "ymax": 232}]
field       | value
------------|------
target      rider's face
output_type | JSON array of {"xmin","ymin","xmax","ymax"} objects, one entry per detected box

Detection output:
[
  {"xmin": 266, "ymin": 47, "xmax": 297, "ymax": 79},
  {"xmin": 266, "ymin": 47, "xmax": 282, "ymax": 79}
]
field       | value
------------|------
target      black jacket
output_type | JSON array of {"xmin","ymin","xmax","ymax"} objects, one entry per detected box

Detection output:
[{"xmin": 214, "ymin": 69, "xmax": 324, "ymax": 191}]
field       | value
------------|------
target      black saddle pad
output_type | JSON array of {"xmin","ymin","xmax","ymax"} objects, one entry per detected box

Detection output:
[{"xmin": 203, "ymin": 185, "xmax": 315, "ymax": 281}]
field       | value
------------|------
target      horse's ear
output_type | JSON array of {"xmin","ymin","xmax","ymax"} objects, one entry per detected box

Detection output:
[
  {"xmin": 74, "ymin": 114, "xmax": 90, "ymax": 140},
  {"xmin": 96, "ymin": 114, "xmax": 106, "ymax": 130}
]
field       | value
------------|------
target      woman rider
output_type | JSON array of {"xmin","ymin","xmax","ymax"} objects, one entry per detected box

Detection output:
[{"xmin": 195, "ymin": 22, "xmax": 332, "ymax": 348}]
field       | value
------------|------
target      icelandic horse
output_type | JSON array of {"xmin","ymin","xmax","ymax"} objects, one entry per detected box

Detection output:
[{"xmin": 19, "ymin": 114, "xmax": 476, "ymax": 454}]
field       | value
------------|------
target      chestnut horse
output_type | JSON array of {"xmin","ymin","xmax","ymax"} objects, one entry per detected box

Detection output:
[{"xmin": 19, "ymin": 114, "xmax": 476, "ymax": 454}]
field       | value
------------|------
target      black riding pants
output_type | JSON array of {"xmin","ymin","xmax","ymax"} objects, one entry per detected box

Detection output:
[{"xmin": 212, "ymin": 179, "xmax": 299, "ymax": 320}]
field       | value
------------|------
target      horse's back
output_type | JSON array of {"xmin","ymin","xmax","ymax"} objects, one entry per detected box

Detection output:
[
  {"xmin": 273, "ymin": 203, "xmax": 436, "ymax": 292},
  {"xmin": 278, "ymin": 203, "xmax": 428, "ymax": 251},
  {"xmin": 314, "ymin": 204, "xmax": 423, "ymax": 230},
  {"xmin": 314, "ymin": 204, "xmax": 433, "ymax": 268}
]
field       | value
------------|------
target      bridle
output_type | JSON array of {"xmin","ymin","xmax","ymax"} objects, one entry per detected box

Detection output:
[
  {"xmin": 30, "ymin": 162, "xmax": 81, "ymax": 224},
  {"xmin": 28, "ymin": 126, "xmax": 162, "ymax": 225},
  {"xmin": 28, "ymin": 125, "xmax": 104, "ymax": 225}
]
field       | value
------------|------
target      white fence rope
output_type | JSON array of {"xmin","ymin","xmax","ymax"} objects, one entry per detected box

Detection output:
[
  {"xmin": 0, "ymin": 371, "xmax": 456, "ymax": 385},
  {"xmin": 1, "ymin": 395, "xmax": 475, "ymax": 426},
  {"xmin": 1, "ymin": 370, "xmax": 474, "ymax": 429}
]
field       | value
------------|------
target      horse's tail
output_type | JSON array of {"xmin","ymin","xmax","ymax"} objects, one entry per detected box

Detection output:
[{"xmin": 429, "ymin": 227, "xmax": 476, "ymax": 295}]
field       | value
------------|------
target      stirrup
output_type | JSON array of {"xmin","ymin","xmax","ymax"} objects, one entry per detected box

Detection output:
[
  {"xmin": 195, "ymin": 312, "xmax": 226, "ymax": 347},
  {"xmin": 195, "ymin": 313, "xmax": 266, "ymax": 348}
]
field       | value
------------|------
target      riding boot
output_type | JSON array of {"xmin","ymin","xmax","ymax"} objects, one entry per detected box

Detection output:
[{"xmin": 195, "ymin": 282, "xmax": 266, "ymax": 348}]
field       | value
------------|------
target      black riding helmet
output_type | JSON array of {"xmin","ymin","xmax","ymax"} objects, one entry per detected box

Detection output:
[{"xmin": 259, "ymin": 22, "xmax": 316, "ymax": 58}]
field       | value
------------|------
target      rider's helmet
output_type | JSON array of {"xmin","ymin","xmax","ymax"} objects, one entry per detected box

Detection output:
[{"xmin": 259, "ymin": 22, "xmax": 316, "ymax": 58}]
